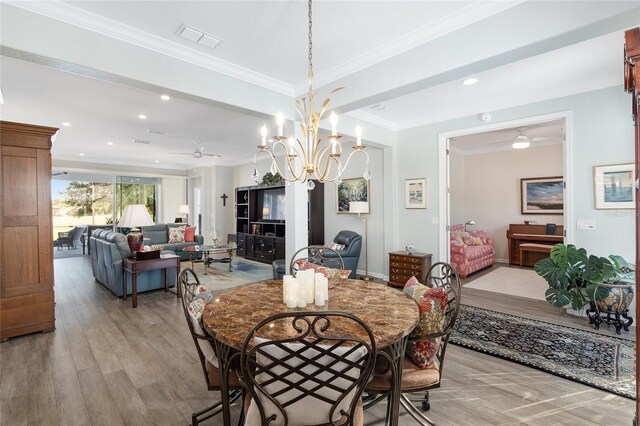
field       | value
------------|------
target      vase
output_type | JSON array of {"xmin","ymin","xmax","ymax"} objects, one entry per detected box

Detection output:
[
  {"xmin": 405, "ymin": 243, "xmax": 415, "ymax": 254},
  {"xmin": 595, "ymin": 282, "xmax": 634, "ymax": 313}
]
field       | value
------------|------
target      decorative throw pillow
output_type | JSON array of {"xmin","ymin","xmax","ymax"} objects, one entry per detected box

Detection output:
[
  {"xmin": 168, "ymin": 226, "xmax": 186, "ymax": 243},
  {"xmin": 184, "ymin": 226, "xmax": 196, "ymax": 242},
  {"xmin": 324, "ymin": 242, "xmax": 345, "ymax": 251},
  {"xmin": 403, "ymin": 276, "xmax": 448, "ymax": 369},
  {"xmin": 187, "ymin": 286, "xmax": 218, "ymax": 367},
  {"xmin": 463, "ymin": 237, "xmax": 484, "ymax": 246}
]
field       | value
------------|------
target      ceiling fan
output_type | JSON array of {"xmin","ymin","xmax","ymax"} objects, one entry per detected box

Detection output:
[
  {"xmin": 168, "ymin": 145, "xmax": 221, "ymax": 159},
  {"xmin": 489, "ymin": 128, "xmax": 559, "ymax": 149},
  {"xmin": 52, "ymin": 171, "xmax": 68, "ymax": 176}
]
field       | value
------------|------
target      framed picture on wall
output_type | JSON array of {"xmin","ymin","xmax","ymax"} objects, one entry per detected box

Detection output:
[
  {"xmin": 336, "ymin": 178, "xmax": 369, "ymax": 213},
  {"xmin": 594, "ymin": 163, "xmax": 635, "ymax": 209},
  {"xmin": 405, "ymin": 178, "xmax": 427, "ymax": 209},
  {"xmin": 520, "ymin": 176, "xmax": 564, "ymax": 214}
]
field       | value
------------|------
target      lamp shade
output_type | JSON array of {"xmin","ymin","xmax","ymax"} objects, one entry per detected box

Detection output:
[
  {"xmin": 349, "ymin": 201, "xmax": 369, "ymax": 214},
  {"xmin": 177, "ymin": 204, "xmax": 191, "ymax": 215},
  {"xmin": 117, "ymin": 204, "xmax": 155, "ymax": 228}
]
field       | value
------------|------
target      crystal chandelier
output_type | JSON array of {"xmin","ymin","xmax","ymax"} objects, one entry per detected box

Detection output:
[{"xmin": 254, "ymin": 0, "xmax": 369, "ymax": 188}]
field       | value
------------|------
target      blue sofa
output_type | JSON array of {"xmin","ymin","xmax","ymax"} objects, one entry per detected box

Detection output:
[
  {"xmin": 141, "ymin": 223, "xmax": 204, "ymax": 261},
  {"xmin": 90, "ymin": 229, "xmax": 177, "ymax": 297}
]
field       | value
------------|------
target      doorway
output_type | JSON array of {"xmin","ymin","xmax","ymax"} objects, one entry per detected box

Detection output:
[{"xmin": 437, "ymin": 111, "xmax": 572, "ymax": 280}]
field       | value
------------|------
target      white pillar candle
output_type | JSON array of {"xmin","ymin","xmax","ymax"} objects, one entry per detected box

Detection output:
[
  {"xmin": 304, "ymin": 269, "xmax": 315, "ymax": 305},
  {"xmin": 294, "ymin": 272, "xmax": 307, "ymax": 308},
  {"xmin": 283, "ymin": 275, "xmax": 297, "ymax": 308},
  {"xmin": 314, "ymin": 273, "xmax": 327, "ymax": 306}
]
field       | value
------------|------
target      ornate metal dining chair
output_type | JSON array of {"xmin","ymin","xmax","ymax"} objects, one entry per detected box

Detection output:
[
  {"xmin": 289, "ymin": 246, "xmax": 345, "ymax": 275},
  {"xmin": 364, "ymin": 262, "xmax": 461, "ymax": 425},
  {"xmin": 240, "ymin": 311, "xmax": 376, "ymax": 426},
  {"xmin": 178, "ymin": 268, "xmax": 242, "ymax": 425}
]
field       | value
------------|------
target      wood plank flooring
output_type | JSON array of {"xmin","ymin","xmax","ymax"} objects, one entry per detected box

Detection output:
[{"xmin": 0, "ymin": 258, "xmax": 634, "ymax": 425}]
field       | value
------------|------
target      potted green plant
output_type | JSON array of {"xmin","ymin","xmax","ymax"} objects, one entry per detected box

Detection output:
[{"xmin": 533, "ymin": 244, "xmax": 635, "ymax": 312}]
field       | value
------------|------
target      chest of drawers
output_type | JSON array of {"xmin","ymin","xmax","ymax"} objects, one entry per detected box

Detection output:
[{"xmin": 387, "ymin": 251, "xmax": 432, "ymax": 288}]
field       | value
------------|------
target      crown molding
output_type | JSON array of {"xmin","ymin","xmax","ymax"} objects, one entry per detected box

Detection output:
[
  {"xmin": 7, "ymin": 1, "xmax": 295, "ymax": 97},
  {"xmin": 345, "ymin": 110, "xmax": 399, "ymax": 131},
  {"xmin": 294, "ymin": 1, "xmax": 524, "ymax": 94}
]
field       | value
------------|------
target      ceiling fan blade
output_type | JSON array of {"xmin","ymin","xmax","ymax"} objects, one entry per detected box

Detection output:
[
  {"xmin": 167, "ymin": 152, "xmax": 194, "ymax": 155},
  {"xmin": 201, "ymin": 153, "xmax": 221, "ymax": 157},
  {"xmin": 488, "ymin": 139, "xmax": 514, "ymax": 146},
  {"xmin": 530, "ymin": 136, "xmax": 560, "ymax": 142}
]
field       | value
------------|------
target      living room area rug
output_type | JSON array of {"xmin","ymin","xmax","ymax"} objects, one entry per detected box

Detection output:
[
  {"xmin": 464, "ymin": 266, "xmax": 547, "ymax": 301},
  {"xmin": 182, "ymin": 259, "xmax": 273, "ymax": 292},
  {"xmin": 450, "ymin": 305, "xmax": 636, "ymax": 399}
]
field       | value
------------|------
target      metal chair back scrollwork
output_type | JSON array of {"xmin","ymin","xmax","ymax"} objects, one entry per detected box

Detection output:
[
  {"xmin": 178, "ymin": 268, "xmax": 241, "ymax": 425},
  {"xmin": 289, "ymin": 246, "xmax": 345, "ymax": 280},
  {"xmin": 240, "ymin": 311, "xmax": 376, "ymax": 426},
  {"xmin": 363, "ymin": 262, "xmax": 461, "ymax": 425}
]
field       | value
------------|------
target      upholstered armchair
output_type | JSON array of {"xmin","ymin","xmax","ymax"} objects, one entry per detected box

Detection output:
[
  {"xmin": 449, "ymin": 224, "xmax": 495, "ymax": 278},
  {"xmin": 322, "ymin": 230, "xmax": 362, "ymax": 279}
]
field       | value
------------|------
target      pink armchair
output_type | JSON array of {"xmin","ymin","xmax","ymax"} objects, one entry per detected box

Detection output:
[{"xmin": 449, "ymin": 224, "xmax": 495, "ymax": 279}]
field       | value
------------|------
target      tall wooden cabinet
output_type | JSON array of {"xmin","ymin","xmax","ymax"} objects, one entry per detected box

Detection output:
[{"xmin": 0, "ymin": 121, "xmax": 58, "ymax": 340}]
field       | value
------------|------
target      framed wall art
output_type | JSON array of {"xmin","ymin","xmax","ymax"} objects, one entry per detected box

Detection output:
[
  {"xmin": 405, "ymin": 178, "xmax": 427, "ymax": 209},
  {"xmin": 520, "ymin": 176, "xmax": 564, "ymax": 214},
  {"xmin": 336, "ymin": 177, "xmax": 369, "ymax": 213},
  {"xmin": 594, "ymin": 163, "xmax": 635, "ymax": 209}
]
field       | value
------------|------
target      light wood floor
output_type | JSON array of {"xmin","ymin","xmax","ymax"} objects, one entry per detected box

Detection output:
[{"xmin": 0, "ymin": 258, "xmax": 634, "ymax": 425}]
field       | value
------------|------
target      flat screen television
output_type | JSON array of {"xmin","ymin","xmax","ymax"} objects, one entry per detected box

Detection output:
[{"xmin": 259, "ymin": 187, "xmax": 286, "ymax": 221}]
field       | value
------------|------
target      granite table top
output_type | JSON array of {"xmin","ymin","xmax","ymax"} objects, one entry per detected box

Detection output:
[{"xmin": 203, "ymin": 279, "xmax": 419, "ymax": 350}]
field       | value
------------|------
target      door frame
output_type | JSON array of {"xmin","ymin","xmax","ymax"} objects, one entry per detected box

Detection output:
[{"xmin": 437, "ymin": 111, "xmax": 573, "ymax": 262}]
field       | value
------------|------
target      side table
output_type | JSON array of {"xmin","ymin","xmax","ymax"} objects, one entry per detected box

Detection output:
[
  {"xmin": 122, "ymin": 254, "xmax": 181, "ymax": 308},
  {"xmin": 387, "ymin": 251, "xmax": 432, "ymax": 288}
]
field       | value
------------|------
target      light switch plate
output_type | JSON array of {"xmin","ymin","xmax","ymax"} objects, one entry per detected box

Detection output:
[{"xmin": 577, "ymin": 219, "xmax": 596, "ymax": 230}]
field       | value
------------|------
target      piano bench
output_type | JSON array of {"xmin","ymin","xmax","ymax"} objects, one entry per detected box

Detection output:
[{"xmin": 519, "ymin": 243, "xmax": 554, "ymax": 267}]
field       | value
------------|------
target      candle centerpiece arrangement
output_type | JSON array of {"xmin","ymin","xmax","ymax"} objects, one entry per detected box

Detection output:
[{"xmin": 282, "ymin": 269, "xmax": 329, "ymax": 308}]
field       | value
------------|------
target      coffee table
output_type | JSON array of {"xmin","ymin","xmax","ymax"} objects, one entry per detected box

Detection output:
[{"xmin": 182, "ymin": 245, "xmax": 235, "ymax": 274}]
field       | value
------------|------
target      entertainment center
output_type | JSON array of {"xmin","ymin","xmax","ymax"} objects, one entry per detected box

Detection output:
[{"xmin": 235, "ymin": 183, "xmax": 324, "ymax": 264}]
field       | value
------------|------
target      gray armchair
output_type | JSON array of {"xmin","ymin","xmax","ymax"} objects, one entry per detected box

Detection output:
[
  {"xmin": 322, "ymin": 230, "xmax": 362, "ymax": 279},
  {"xmin": 55, "ymin": 226, "xmax": 86, "ymax": 250}
]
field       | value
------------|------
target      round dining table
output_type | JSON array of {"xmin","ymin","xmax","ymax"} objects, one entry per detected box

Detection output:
[{"xmin": 202, "ymin": 278, "xmax": 419, "ymax": 426}]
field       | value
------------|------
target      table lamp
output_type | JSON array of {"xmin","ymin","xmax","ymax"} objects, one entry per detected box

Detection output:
[
  {"xmin": 177, "ymin": 204, "xmax": 191, "ymax": 224},
  {"xmin": 349, "ymin": 201, "xmax": 373, "ymax": 281},
  {"xmin": 464, "ymin": 220, "xmax": 476, "ymax": 231},
  {"xmin": 117, "ymin": 204, "xmax": 155, "ymax": 252}
]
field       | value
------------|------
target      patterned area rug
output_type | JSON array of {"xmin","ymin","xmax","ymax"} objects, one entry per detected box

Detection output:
[
  {"xmin": 180, "ymin": 258, "xmax": 273, "ymax": 293},
  {"xmin": 450, "ymin": 305, "xmax": 636, "ymax": 399}
]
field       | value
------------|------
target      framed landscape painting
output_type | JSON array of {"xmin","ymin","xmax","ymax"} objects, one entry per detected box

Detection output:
[
  {"xmin": 336, "ymin": 178, "xmax": 369, "ymax": 213},
  {"xmin": 594, "ymin": 163, "xmax": 635, "ymax": 209},
  {"xmin": 405, "ymin": 178, "xmax": 427, "ymax": 209},
  {"xmin": 520, "ymin": 176, "xmax": 563, "ymax": 214}
]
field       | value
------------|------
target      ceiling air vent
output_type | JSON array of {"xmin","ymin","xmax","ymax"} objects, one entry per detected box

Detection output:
[
  {"xmin": 177, "ymin": 24, "xmax": 223, "ymax": 49},
  {"xmin": 147, "ymin": 129, "xmax": 167, "ymax": 135},
  {"xmin": 132, "ymin": 139, "xmax": 152, "ymax": 145},
  {"xmin": 370, "ymin": 104, "xmax": 387, "ymax": 112}
]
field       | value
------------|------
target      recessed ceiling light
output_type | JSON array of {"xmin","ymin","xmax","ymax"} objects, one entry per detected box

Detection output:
[
  {"xmin": 462, "ymin": 78, "xmax": 478, "ymax": 86},
  {"xmin": 160, "ymin": 95, "xmax": 170, "ymax": 101},
  {"xmin": 106, "ymin": 141, "xmax": 114, "ymax": 146},
  {"xmin": 62, "ymin": 122, "xmax": 71, "ymax": 126},
  {"xmin": 138, "ymin": 114, "xmax": 147, "ymax": 119},
  {"xmin": 79, "ymin": 153, "xmax": 85, "ymax": 156},
  {"xmin": 154, "ymin": 160, "xmax": 160, "ymax": 163}
]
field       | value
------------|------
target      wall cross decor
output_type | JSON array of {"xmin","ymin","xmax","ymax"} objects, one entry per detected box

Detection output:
[{"xmin": 221, "ymin": 193, "xmax": 228, "ymax": 206}]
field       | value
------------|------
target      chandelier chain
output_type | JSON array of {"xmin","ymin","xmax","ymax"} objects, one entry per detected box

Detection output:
[{"xmin": 308, "ymin": 0, "xmax": 313, "ymax": 97}]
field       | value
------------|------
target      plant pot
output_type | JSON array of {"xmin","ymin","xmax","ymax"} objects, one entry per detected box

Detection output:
[{"xmin": 595, "ymin": 282, "xmax": 634, "ymax": 313}]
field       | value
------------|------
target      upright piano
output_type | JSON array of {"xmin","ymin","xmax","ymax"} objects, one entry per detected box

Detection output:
[{"xmin": 506, "ymin": 223, "xmax": 564, "ymax": 267}]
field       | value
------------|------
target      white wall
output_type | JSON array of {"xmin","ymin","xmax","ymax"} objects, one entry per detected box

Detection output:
[
  {"xmin": 160, "ymin": 178, "xmax": 186, "ymax": 224},
  {"xmin": 323, "ymin": 146, "xmax": 385, "ymax": 278},
  {"xmin": 395, "ymin": 86, "xmax": 635, "ymax": 266},
  {"xmin": 450, "ymin": 144, "xmax": 564, "ymax": 261}
]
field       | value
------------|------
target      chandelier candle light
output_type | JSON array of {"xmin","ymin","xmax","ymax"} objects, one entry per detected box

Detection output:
[{"xmin": 255, "ymin": 0, "xmax": 370, "ymax": 188}]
